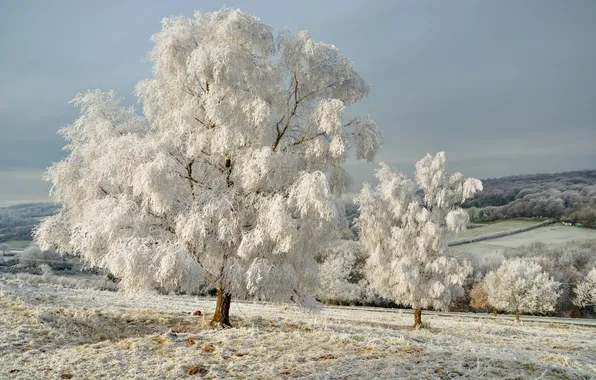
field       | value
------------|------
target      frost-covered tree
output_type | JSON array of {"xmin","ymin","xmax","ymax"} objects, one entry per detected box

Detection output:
[
  {"xmin": 0, "ymin": 243, "xmax": 8, "ymax": 255},
  {"xmin": 34, "ymin": 8, "xmax": 381, "ymax": 327},
  {"xmin": 357, "ymin": 152, "xmax": 482, "ymax": 328},
  {"xmin": 484, "ymin": 258, "xmax": 561, "ymax": 322},
  {"xmin": 574, "ymin": 267, "xmax": 596, "ymax": 308}
]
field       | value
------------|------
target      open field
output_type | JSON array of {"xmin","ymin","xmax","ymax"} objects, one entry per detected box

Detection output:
[
  {"xmin": 452, "ymin": 224, "xmax": 596, "ymax": 255},
  {"xmin": 449, "ymin": 220, "xmax": 543, "ymax": 241},
  {"xmin": 2, "ymin": 240, "xmax": 30, "ymax": 249},
  {"xmin": 1, "ymin": 279, "xmax": 595, "ymax": 379}
]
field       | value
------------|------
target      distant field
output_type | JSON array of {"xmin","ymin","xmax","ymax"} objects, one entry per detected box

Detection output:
[
  {"xmin": 4, "ymin": 240, "xmax": 30, "ymax": 249},
  {"xmin": 449, "ymin": 220, "xmax": 541, "ymax": 241},
  {"xmin": 452, "ymin": 224, "xmax": 596, "ymax": 255}
]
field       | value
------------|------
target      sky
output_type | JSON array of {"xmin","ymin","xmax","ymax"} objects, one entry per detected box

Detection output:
[{"xmin": 1, "ymin": 0, "xmax": 595, "ymax": 205}]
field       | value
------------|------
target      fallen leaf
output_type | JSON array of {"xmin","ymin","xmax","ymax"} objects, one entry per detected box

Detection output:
[
  {"xmin": 61, "ymin": 374, "xmax": 74, "ymax": 379},
  {"xmin": 202, "ymin": 343, "xmax": 216, "ymax": 352},
  {"xmin": 186, "ymin": 365, "xmax": 208, "ymax": 376},
  {"xmin": 185, "ymin": 337, "xmax": 196, "ymax": 345}
]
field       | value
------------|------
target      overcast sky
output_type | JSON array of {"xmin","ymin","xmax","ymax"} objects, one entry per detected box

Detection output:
[{"xmin": 1, "ymin": 0, "xmax": 595, "ymax": 205}]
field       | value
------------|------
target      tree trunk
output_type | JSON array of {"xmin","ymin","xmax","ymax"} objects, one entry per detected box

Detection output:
[
  {"xmin": 515, "ymin": 311, "xmax": 520, "ymax": 322},
  {"xmin": 413, "ymin": 307, "xmax": 422, "ymax": 328},
  {"xmin": 492, "ymin": 307, "xmax": 497, "ymax": 317},
  {"xmin": 211, "ymin": 289, "xmax": 232, "ymax": 328}
]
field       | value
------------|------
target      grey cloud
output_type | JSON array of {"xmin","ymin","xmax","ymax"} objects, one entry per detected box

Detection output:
[{"xmin": 1, "ymin": 0, "xmax": 594, "ymax": 203}]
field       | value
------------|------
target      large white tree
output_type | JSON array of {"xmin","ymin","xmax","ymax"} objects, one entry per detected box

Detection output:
[
  {"xmin": 34, "ymin": 8, "xmax": 381, "ymax": 327},
  {"xmin": 573, "ymin": 267, "xmax": 596, "ymax": 308},
  {"xmin": 357, "ymin": 152, "xmax": 482, "ymax": 327},
  {"xmin": 484, "ymin": 258, "xmax": 561, "ymax": 322}
]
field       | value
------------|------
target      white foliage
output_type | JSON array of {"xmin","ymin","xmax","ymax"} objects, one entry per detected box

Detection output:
[
  {"xmin": 573, "ymin": 267, "xmax": 596, "ymax": 307},
  {"xmin": 357, "ymin": 153, "xmax": 481, "ymax": 311},
  {"xmin": 316, "ymin": 241, "xmax": 373, "ymax": 304},
  {"xmin": 35, "ymin": 8, "xmax": 380, "ymax": 304},
  {"xmin": 351, "ymin": 116, "xmax": 381, "ymax": 162},
  {"xmin": 484, "ymin": 258, "xmax": 561, "ymax": 314}
]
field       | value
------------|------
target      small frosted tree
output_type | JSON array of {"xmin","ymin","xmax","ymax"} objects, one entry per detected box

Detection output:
[
  {"xmin": 357, "ymin": 152, "xmax": 482, "ymax": 328},
  {"xmin": 0, "ymin": 243, "xmax": 8, "ymax": 255},
  {"xmin": 574, "ymin": 267, "xmax": 596, "ymax": 308},
  {"xmin": 34, "ymin": 8, "xmax": 381, "ymax": 327},
  {"xmin": 484, "ymin": 258, "xmax": 561, "ymax": 322}
]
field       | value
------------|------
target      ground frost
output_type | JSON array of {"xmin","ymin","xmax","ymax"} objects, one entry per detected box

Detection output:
[{"xmin": 0, "ymin": 279, "xmax": 594, "ymax": 379}]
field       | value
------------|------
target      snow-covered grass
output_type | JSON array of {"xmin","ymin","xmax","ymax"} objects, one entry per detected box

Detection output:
[
  {"xmin": 1, "ymin": 279, "xmax": 594, "ymax": 379},
  {"xmin": 0, "ymin": 269, "xmax": 117, "ymax": 292},
  {"xmin": 452, "ymin": 224, "xmax": 596, "ymax": 255}
]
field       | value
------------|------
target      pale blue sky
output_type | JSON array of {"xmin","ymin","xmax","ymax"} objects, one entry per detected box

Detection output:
[{"xmin": 1, "ymin": 0, "xmax": 595, "ymax": 204}]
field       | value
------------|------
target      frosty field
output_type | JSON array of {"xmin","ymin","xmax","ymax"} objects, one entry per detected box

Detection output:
[
  {"xmin": 452, "ymin": 224, "xmax": 596, "ymax": 255},
  {"xmin": 3, "ymin": 240, "xmax": 30, "ymax": 250},
  {"xmin": 449, "ymin": 220, "xmax": 543, "ymax": 241},
  {"xmin": 1, "ymin": 278, "xmax": 595, "ymax": 379}
]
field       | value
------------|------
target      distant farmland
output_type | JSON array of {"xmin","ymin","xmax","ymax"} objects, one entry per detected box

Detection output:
[{"xmin": 451, "ymin": 222, "xmax": 596, "ymax": 255}]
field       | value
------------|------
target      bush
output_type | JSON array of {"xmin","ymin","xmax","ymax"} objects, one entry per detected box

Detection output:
[
  {"xmin": 484, "ymin": 258, "xmax": 561, "ymax": 320},
  {"xmin": 19, "ymin": 244, "xmax": 72, "ymax": 271}
]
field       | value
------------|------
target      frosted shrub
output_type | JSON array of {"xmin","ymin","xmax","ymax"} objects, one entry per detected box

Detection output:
[
  {"xmin": 316, "ymin": 240, "xmax": 373, "ymax": 305},
  {"xmin": 574, "ymin": 267, "xmax": 596, "ymax": 308},
  {"xmin": 484, "ymin": 258, "xmax": 561, "ymax": 322},
  {"xmin": 19, "ymin": 245, "xmax": 70, "ymax": 271},
  {"xmin": 508, "ymin": 240, "xmax": 596, "ymax": 313}
]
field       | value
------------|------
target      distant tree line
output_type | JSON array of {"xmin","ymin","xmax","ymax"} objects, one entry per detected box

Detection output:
[
  {"xmin": 463, "ymin": 170, "xmax": 596, "ymax": 227},
  {"xmin": 0, "ymin": 203, "xmax": 59, "ymax": 242}
]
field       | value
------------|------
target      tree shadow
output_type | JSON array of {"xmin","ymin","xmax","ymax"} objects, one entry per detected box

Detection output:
[{"xmin": 35, "ymin": 307, "xmax": 214, "ymax": 348}]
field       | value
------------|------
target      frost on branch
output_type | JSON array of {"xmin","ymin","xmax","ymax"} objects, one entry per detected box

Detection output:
[
  {"xmin": 351, "ymin": 116, "xmax": 381, "ymax": 162},
  {"xmin": 574, "ymin": 267, "xmax": 596, "ymax": 308},
  {"xmin": 357, "ymin": 153, "xmax": 481, "ymax": 326},
  {"xmin": 34, "ymin": 8, "xmax": 380, "ymax": 320},
  {"xmin": 483, "ymin": 258, "xmax": 561, "ymax": 319}
]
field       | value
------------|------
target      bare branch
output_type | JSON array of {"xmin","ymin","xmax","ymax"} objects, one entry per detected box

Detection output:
[{"xmin": 272, "ymin": 73, "xmax": 300, "ymax": 152}]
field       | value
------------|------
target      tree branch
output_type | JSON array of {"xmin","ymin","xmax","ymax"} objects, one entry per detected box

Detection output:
[
  {"xmin": 290, "ymin": 132, "xmax": 327, "ymax": 147},
  {"xmin": 186, "ymin": 160, "xmax": 196, "ymax": 199},
  {"xmin": 272, "ymin": 73, "xmax": 300, "ymax": 152}
]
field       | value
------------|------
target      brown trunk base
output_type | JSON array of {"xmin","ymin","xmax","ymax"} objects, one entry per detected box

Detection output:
[
  {"xmin": 211, "ymin": 289, "xmax": 232, "ymax": 328},
  {"xmin": 413, "ymin": 307, "xmax": 423, "ymax": 328},
  {"xmin": 492, "ymin": 307, "xmax": 497, "ymax": 317},
  {"xmin": 515, "ymin": 311, "xmax": 520, "ymax": 322}
]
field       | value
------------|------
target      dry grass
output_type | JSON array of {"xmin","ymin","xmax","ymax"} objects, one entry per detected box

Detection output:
[{"xmin": 1, "ymin": 280, "xmax": 595, "ymax": 379}]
